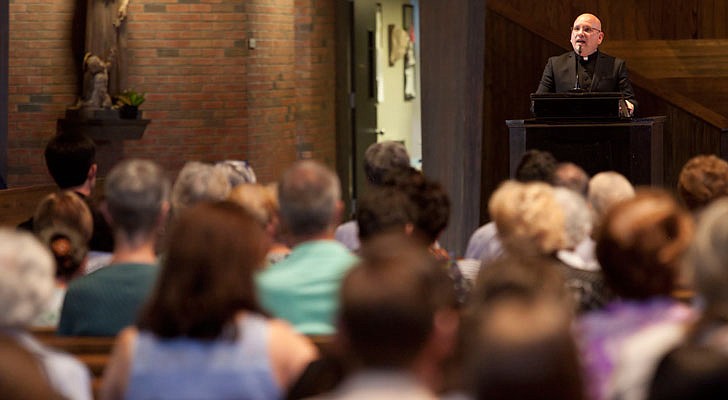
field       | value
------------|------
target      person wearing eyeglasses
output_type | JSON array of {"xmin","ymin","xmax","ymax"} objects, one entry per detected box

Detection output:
[{"xmin": 536, "ymin": 13, "xmax": 637, "ymax": 116}]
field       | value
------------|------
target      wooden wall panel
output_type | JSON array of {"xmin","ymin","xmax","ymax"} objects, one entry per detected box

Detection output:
[
  {"xmin": 420, "ymin": 0, "xmax": 485, "ymax": 256},
  {"xmin": 482, "ymin": 11, "xmax": 562, "ymax": 219},
  {"xmin": 496, "ymin": 0, "xmax": 728, "ymax": 40}
]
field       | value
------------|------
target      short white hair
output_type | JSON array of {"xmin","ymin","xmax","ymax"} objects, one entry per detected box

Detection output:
[
  {"xmin": 553, "ymin": 187, "xmax": 593, "ymax": 249},
  {"xmin": 171, "ymin": 161, "xmax": 231, "ymax": 212},
  {"xmin": 0, "ymin": 229, "xmax": 55, "ymax": 327}
]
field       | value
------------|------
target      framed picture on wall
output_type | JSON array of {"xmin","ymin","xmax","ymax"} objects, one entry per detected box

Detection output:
[{"xmin": 403, "ymin": 4, "xmax": 416, "ymax": 101}]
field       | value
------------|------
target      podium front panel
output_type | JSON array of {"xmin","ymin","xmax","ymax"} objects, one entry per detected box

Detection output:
[{"xmin": 507, "ymin": 117, "xmax": 665, "ymax": 186}]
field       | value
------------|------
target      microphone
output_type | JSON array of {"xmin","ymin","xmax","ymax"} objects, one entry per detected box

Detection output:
[{"xmin": 573, "ymin": 44, "xmax": 582, "ymax": 91}]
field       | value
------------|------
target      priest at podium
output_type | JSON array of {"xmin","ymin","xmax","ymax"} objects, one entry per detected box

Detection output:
[{"xmin": 536, "ymin": 13, "xmax": 637, "ymax": 116}]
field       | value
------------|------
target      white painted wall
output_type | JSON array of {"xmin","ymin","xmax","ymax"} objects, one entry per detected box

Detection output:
[{"xmin": 376, "ymin": 0, "xmax": 422, "ymax": 168}]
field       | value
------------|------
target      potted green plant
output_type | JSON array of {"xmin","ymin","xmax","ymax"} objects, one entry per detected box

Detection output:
[{"xmin": 115, "ymin": 89, "xmax": 146, "ymax": 119}]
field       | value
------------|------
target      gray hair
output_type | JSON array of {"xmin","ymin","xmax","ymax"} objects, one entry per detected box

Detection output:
[
  {"xmin": 279, "ymin": 160, "xmax": 341, "ymax": 237},
  {"xmin": 0, "ymin": 228, "xmax": 55, "ymax": 327},
  {"xmin": 171, "ymin": 161, "xmax": 231, "ymax": 212},
  {"xmin": 553, "ymin": 187, "xmax": 593, "ymax": 249},
  {"xmin": 689, "ymin": 198, "xmax": 728, "ymax": 314},
  {"xmin": 364, "ymin": 141, "xmax": 411, "ymax": 185},
  {"xmin": 106, "ymin": 159, "xmax": 170, "ymax": 236},
  {"xmin": 587, "ymin": 171, "xmax": 635, "ymax": 223},
  {"xmin": 215, "ymin": 160, "xmax": 257, "ymax": 187}
]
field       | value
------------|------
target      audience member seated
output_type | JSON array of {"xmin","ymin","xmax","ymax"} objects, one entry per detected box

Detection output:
[
  {"xmin": 553, "ymin": 187, "xmax": 601, "ymax": 278},
  {"xmin": 587, "ymin": 171, "xmax": 635, "ymax": 233},
  {"xmin": 577, "ymin": 189, "xmax": 696, "ymax": 400},
  {"xmin": 677, "ymin": 154, "xmax": 728, "ymax": 213},
  {"xmin": 649, "ymin": 198, "xmax": 728, "ymax": 399},
  {"xmin": 335, "ymin": 140, "xmax": 411, "ymax": 251},
  {"xmin": 313, "ymin": 233, "xmax": 458, "ymax": 399},
  {"xmin": 170, "ymin": 161, "xmax": 232, "ymax": 215},
  {"xmin": 19, "ymin": 133, "xmax": 114, "ymax": 252},
  {"xmin": 228, "ymin": 183, "xmax": 291, "ymax": 265},
  {"xmin": 58, "ymin": 159, "xmax": 168, "ymax": 336},
  {"xmin": 488, "ymin": 181, "xmax": 609, "ymax": 313},
  {"xmin": 0, "ymin": 228, "xmax": 92, "ymax": 399},
  {"xmin": 31, "ymin": 190, "xmax": 93, "ymax": 327},
  {"xmin": 256, "ymin": 160, "xmax": 358, "ymax": 335},
  {"xmin": 552, "ymin": 161, "xmax": 590, "ymax": 197},
  {"xmin": 464, "ymin": 149, "xmax": 557, "ymax": 261},
  {"xmin": 355, "ymin": 174, "xmax": 469, "ymax": 304},
  {"xmin": 463, "ymin": 292, "xmax": 583, "ymax": 400},
  {"xmin": 0, "ymin": 333, "xmax": 64, "ymax": 399},
  {"xmin": 101, "ymin": 201, "xmax": 317, "ymax": 400},
  {"xmin": 215, "ymin": 159, "xmax": 258, "ymax": 187}
]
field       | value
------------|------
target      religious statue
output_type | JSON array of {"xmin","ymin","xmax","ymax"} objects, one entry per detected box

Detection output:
[
  {"xmin": 82, "ymin": 52, "xmax": 113, "ymax": 109},
  {"xmin": 77, "ymin": 0, "xmax": 129, "ymax": 109}
]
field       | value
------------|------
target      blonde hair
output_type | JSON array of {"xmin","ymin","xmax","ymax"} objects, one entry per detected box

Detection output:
[
  {"xmin": 489, "ymin": 181, "xmax": 566, "ymax": 256},
  {"xmin": 227, "ymin": 183, "xmax": 278, "ymax": 226}
]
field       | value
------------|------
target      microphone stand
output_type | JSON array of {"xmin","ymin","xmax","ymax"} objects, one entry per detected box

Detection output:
[{"xmin": 573, "ymin": 44, "xmax": 582, "ymax": 91}]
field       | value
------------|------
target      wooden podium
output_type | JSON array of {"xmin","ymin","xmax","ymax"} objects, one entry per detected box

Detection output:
[{"xmin": 507, "ymin": 116, "xmax": 665, "ymax": 186}]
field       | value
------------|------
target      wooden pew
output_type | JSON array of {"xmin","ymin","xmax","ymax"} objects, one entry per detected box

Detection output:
[
  {"xmin": 0, "ymin": 183, "xmax": 58, "ymax": 227},
  {"xmin": 0, "ymin": 179, "xmax": 106, "ymax": 228},
  {"xmin": 31, "ymin": 329, "xmax": 115, "ymax": 399}
]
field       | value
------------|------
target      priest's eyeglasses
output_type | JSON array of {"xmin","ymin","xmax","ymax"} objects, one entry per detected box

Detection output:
[{"xmin": 571, "ymin": 25, "xmax": 601, "ymax": 34}]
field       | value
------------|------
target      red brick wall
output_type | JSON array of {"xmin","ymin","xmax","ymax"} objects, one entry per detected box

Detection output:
[{"xmin": 8, "ymin": 0, "xmax": 337, "ymax": 186}]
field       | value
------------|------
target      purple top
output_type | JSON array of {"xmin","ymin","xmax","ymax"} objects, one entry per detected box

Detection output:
[{"xmin": 576, "ymin": 298, "xmax": 696, "ymax": 400}]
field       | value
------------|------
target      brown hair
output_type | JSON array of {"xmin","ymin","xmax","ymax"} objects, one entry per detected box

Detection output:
[
  {"xmin": 340, "ymin": 233, "xmax": 455, "ymax": 368},
  {"xmin": 677, "ymin": 154, "xmax": 728, "ymax": 211},
  {"xmin": 596, "ymin": 189, "xmax": 693, "ymax": 299},
  {"xmin": 137, "ymin": 201, "xmax": 269, "ymax": 339},
  {"xmin": 33, "ymin": 191, "xmax": 93, "ymax": 242}
]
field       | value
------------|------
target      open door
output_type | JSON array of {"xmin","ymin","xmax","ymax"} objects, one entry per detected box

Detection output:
[{"xmin": 352, "ymin": 0, "xmax": 380, "ymax": 208}]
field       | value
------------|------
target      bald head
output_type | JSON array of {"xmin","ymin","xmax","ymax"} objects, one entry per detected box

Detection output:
[{"xmin": 571, "ymin": 13, "xmax": 604, "ymax": 56}]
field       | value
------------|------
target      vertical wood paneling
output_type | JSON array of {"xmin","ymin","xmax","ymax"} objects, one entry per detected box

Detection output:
[
  {"xmin": 494, "ymin": 0, "xmax": 728, "ymax": 40},
  {"xmin": 420, "ymin": 0, "xmax": 485, "ymax": 256}
]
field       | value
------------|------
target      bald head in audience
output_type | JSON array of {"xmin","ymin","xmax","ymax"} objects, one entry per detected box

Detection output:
[
  {"xmin": 552, "ymin": 162, "xmax": 589, "ymax": 197},
  {"xmin": 677, "ymin": 154, "xmax": 728, "ymax": 212}
]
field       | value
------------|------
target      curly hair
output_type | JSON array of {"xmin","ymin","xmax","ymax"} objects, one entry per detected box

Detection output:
[
  {"xmin": 489, "ymin": 181, "xmax": 566, "ymax": 257},
  {"xmin": 677, "ymin": 154, "xmax": 728, "ymax": 211}
]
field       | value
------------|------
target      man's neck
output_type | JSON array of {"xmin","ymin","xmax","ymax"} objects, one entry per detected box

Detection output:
[
  {"xmin": 69, "ymin": 183, "xmax": 93, "ymax": 197},
  {"xmin": 289, "ymin": 229, "xmax": 335, "ymax": 247},
  {"xmin": 110, "ymin": 235, "xmax": 157, "ymax": 265}
]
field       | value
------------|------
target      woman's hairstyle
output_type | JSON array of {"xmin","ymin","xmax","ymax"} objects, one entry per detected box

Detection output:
[
  {"xmin": 596, "ymin": 189, "xmax": 693, "ymax": 300},
  {"xmin": 677, "ymin": 154, "xmax": 728, "ymax": 211},
  {"xmin": 37, "ymin": 224, "xmax": 88, "ymax": 282},
  {"xmin": 227, "ymin": 183, "xmax": 278, "ymax": 227},
  {"xmin": 33, "ymin": 191, "xmax": 93, "ymax": 243},
  {"xmin": 489, "ymin": 180, "xmax": 566, "ymax": 256},
  {"xmin": 137, "ymin": 201, "xmax": 269, "ymax": 339}
]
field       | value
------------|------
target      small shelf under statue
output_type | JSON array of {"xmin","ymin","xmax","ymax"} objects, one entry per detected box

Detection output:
[{"xmin": 57, "ymin": 108, "xmax": 149, "ymax": 141}]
